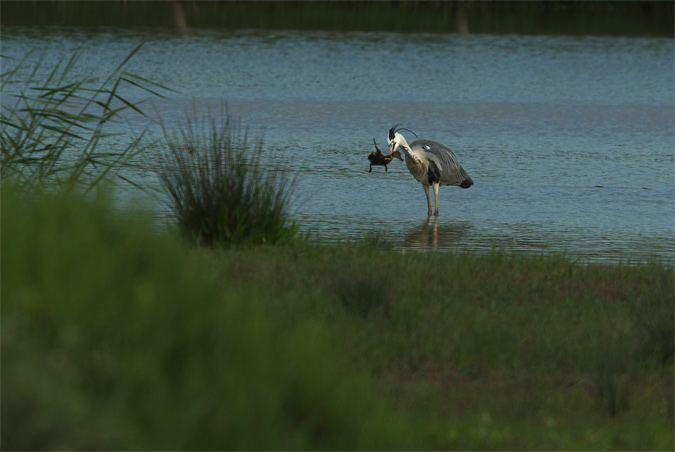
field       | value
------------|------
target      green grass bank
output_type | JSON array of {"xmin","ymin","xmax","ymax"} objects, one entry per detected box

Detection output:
[{"xmin": 3, "ymin": 185, "xmax": 673, "ymax": 450}]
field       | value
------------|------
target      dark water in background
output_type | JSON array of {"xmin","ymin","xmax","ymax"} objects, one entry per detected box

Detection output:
[{"xmin": 2, "ymin": 27, "xmax": 673, "ymax": 262}]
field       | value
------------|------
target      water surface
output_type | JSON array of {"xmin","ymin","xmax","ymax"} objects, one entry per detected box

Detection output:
[{"xmin": 3, "ymin": 28, "xmax": 673, "ymax": 262}]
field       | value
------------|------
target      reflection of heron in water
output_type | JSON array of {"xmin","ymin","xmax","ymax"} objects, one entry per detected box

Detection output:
[{"xmin": 403, "ymin": 217, "xmax": 471, "ymax": 253}]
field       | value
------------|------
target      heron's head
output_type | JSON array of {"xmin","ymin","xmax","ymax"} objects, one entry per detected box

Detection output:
[{"xmin": 387, "ymin": 124, "xmax": 417, "ymax": 155}]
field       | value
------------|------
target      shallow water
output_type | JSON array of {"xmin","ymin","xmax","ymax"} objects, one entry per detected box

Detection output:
[{"xmin": 3, "ymin": 28, "xmax": 673, "ymax": 262}]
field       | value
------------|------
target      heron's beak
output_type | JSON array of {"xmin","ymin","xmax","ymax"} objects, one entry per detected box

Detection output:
[{"xmin": 389, "ymin": 144, "xmax": 396, "ymax": 155}]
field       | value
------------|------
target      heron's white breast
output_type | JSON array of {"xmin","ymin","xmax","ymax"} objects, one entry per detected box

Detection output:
[{"xmin": 405, "ymin": 152, "xmax": 428, "ymax": 185}]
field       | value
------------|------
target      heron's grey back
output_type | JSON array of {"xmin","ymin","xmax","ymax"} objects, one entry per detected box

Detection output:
[{"xmin": 410, "ymin": 139, "xmax": 471, "ymax": 186}]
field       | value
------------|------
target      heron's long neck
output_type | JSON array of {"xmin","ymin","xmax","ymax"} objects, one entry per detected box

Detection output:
[
  {"xmin": 398, "ymin": 137, "xmax": 413, "ymax": 157},
  {"xmin": 398, "ymin": 137, "xmax": 424, "ymax": 167}
]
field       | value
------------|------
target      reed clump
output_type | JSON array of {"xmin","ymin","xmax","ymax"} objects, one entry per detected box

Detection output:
[
  {"xmin": 155, "ymin": 109, "xmax": 298, "ymax": 247},
  {"xmin": 1, "ymin": 43, "xmax": 168, "ymax": 194}
]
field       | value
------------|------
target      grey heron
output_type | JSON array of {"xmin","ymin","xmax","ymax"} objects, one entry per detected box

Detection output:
[{"xmin": 387, "ymin": 125, "xmax": 473, "ymax": 217}]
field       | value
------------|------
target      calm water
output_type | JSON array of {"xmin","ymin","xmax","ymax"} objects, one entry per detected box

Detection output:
[{"xmin": 3, "ymin": 28, "xmax": 674, "ymax": 262}]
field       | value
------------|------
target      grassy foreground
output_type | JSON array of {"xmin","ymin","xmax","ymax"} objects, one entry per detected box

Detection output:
[{"xmin": 3, "ymin": 186, "xmax": 673, "ymax": 450}]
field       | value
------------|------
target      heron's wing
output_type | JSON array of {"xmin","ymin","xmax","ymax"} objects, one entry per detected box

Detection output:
[
  {"xmin": 427, "ymin": 159, "xmax": 441, "ymax": 184},
  {"xmin": 411, "ymin": 139, "xmax": 470, "ymax": 186}
]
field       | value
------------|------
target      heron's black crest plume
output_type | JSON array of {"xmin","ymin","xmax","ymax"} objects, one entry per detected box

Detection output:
[
  {"xmin": 388, "ymin": 125, "xmax": 398, "ymax": 141},
  {"xmin": 389, "ymin": 124, "xmax": 419, "ymax": 140}
]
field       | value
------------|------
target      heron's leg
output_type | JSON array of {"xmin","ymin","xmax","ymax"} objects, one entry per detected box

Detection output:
[
  {"xmin": 423, "ymin": 185, "xmax": 432, "ymax": 217},
  {"xmin": 432, "ymin": 182, "xmax": 440, "ymax": 216}
]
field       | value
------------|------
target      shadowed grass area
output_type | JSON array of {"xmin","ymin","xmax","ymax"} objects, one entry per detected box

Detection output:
[{"xmin": 154, "ymin": 108, "xmax": 298, "ymax": 247}]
